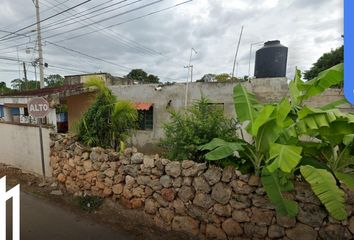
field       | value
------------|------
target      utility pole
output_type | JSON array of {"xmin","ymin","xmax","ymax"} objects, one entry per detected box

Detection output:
[
  {"xmin": 23, "ymin": 62, "xmax": 28, "ymax": 90},
  {"xmin": 231, "ymin": 26, "xmax": 244, "ymax": 79},
  {"xmin": 184, "ymin": 48, "xmax": 197, "ymax": 108},
  {"xmin": 35, "ymin": 0, "xmax": 45, "ymax": 89}
]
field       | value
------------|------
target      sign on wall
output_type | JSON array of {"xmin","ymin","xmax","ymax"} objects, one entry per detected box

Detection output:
[{"xmin": 27, "ymin": 97, "xmax": 50, "ymax": 118}]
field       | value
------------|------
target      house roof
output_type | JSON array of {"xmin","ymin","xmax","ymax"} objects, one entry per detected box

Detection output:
[
  {"xmin": 0, "ymin": 84, "xmax": 85, "ymax": 97},
  {"xmin": 134, "ymin": 102, "xmax": 153, "ymax": 110}
]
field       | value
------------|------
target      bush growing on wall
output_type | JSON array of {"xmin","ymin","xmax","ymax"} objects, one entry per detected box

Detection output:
[
  {"xmin": 160, "ymin": 97, "xmax": 241, "ymax": 162},
  {"xmin": 78, "ymin": 78, "xmax": 137, "ymax": 149}
]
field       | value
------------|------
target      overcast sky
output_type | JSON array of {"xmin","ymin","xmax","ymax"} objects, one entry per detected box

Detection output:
[{"xmin": 0, "ymin": 0, "xmax": 343, "ymax": 87}]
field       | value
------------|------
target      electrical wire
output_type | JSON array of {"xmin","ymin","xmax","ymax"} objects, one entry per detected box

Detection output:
[
  {"xmin": 41, "ymin": 0, "xmax": 161, "ymax": 56},
  {"xmin": 0, "ymin": 0, "xmax": 92, "ymax": 41}
]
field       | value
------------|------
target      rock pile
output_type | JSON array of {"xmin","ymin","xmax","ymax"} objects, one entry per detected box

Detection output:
[{"xmin": 50, "ymin": 134, "xmax": 354, "ymax": 239}]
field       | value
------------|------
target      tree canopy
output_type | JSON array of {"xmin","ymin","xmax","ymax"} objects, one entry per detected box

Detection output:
[
  {"xmin": 127, "ymin": 69, "xmax": 159, "ymax": 84},
  {"xmin": 11, "ymin": 78, "xmax": 39, "ymax": 91},
  {"xmin": 304, "ymin": 45, "xmax": 343, "ymax": 80},
  {"xmin": 44, "ymin": 74, "xmax": 65, "ymax": 88},
  {"xmin": 0, "ymin": 81, "xmax": 11, "ymax": 95},
  {"xmin": 197, "ymin": 73, "xmax": 246, "ymax": 83}
]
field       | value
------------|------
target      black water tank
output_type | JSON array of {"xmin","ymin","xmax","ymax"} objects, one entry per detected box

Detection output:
[{"xmin": 254, "ymin": 40, "xmax": 288, "ymax": 78}]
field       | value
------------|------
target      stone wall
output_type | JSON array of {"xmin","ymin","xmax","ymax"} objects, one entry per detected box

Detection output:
[{"xmin": 50, "ymin": 134, "xmax": 354, "ymax": 240}]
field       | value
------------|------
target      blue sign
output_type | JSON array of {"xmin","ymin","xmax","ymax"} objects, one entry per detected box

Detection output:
[{"xmin": 344, "ymin": 0, "xmax": 354, "ymax": 104}]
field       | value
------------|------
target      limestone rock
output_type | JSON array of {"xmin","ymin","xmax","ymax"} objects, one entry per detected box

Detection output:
[
  {"xmin": 143, "ymin": 155, "xmax": 155, "ymax": 168},
  {"xmin": 229, "ymin": 199, "xmax": 250, "ymax": 210},
  {"xmin": 248, "ymin": 175, "xmax": 260, "ymax": 186},
  {"xmin": 165, "ymin": 162, "xmax": 181, "ymax": 177},
  {"xmin": 348, "ymin": 216, "xmax": 354, "ymax": 234},
  {"xmin": 319, "ymin": 224, "xmax": 352, "ymax": 240},
  {"xmin": 295, "ymin": 182, "xmax": 321, "ymax": 205},
  {"xmin": 222, "ymin": 219, "xmax": 243, "ymax": 237},
  {"xmin": 159, "ymin": 208, "xmax": 174, "ymax": 224},
  {"xmin": 231, "ymin": 180, "xmax": 254, "ymax": 195},
  {"xmin": 193, "ymin": 193, "xmax": 214, "ymax": 209},
  {"xmin": 204, "ymin": 167, "xmax": 222, "ymax": 185},
  {"xmin": 182, "ymin": 163, "xmax": 207, "ymax": 177},
  {"xmin": 232, "ymin": 210, "xmax": 250, "ymax": 222},
  {"xmin": 130, "ymin": 198, "xmax": 143, "ymax": 209},
  {"xmin": 173, "ymin": 198, "xmax": 186, "ymax": 215},
  {"xmin": 178, "ymin": 186, "xmax": 195, "ymax": 202},
  {"xmin": 103, "ymin": 169, "xmax": 115, "ymax": 178},
  {"xmin": 182, "ymin": 160, "xmax": 194, "ymax": 169},
  {"xmin": 125, "ymin": 175, "xmax": 135, "ymax": 187},
  {"xmin": 251, "ymin": 208, "xmax": 274, "ymax": 226},
  {"xmin": 297, "ymin": 204, "xmax": 326, "ymax": 228},
  {"xmin": 211, "ymin": 183, "xmax": 231, "ymax": 204},
  {"xmin": 161, "ymin": 188, "xmax": 176, "ymax": 202},
  {"xmin": 112, "ymin": 184, "xmax": 123, "ymax": 195},
  {"xmin": 172, "ymin": 177, "xmax": 182, "ymax": 188},
  {"xmin": 244, "ymin": 223, "xmax": 268, "ymax": 238},
  {"xmin": 131, "ymin": 152, "xmax": 144, "ymax": 164},
  {"xmin": 221, "ymin": 166, "xmax": 234, "ymax": 182},
  {"xmin": 286, "ymin": 223, "xmax": 318, "ymax": 240},
  {"xmin": 206, "ymin": 224, "xmax": 227, "ymax": 240},
  {"xmin": 193, "ymin": 176, "xmax": 211, "ymax": 193},
  {"xmin": 160, "ymin": 175, "xmax": 172, "ymax": 188},
  {"xmin": 123, "ymin": 165, "xmax": 140, "ymax": 177},
  {"xmin": 57, "ymin": 173, "xmax": 66, "ymax": 183},
  {"xmin": 144, "ymin": 199, "xmax": 157, "ymax": 214},
  {"xmin": 268, "ymin": 224, "xmax": 285, "ymax": 238},
  {"xmin": 153, "ymin": 193, "xmax": 169, "ymax": 207},
  {"xmin": 137, "ymin": 175, "xmax": 151, "ymax": 185},
  {"xmin": 214, "ymin": 204, "xmax": 232, "ymax": 217}
]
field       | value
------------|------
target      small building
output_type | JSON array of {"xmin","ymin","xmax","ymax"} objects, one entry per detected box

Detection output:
[
  {"xmin": 109, "ymin": 78, "xmax": 290, "ymax": 153},
  {"xmin": 0, "ymin": 84, "xmax": 97, "ymax": 132},
  {"xmin": 64, "ymin": 73, "xmax": 134, "ymax": 86}
]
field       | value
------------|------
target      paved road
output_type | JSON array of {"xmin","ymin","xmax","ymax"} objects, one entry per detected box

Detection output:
[{"xmin": 6, "ymin": 192, "xmax": 137, "ymax": 240}]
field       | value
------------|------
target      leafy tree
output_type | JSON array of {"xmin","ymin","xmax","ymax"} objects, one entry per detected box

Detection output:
[
  {"xmin": 0, "ymin": 82, "xmax": 11, "ymax": 94},
  {"xmin": 197, "ymin": 74, "xmax": 216, "ymax": 82},
  {"xmin": 127, "ymin": 69, "xmax": 159, "ymax": 84},
  {"xmin": 304, "ymin": 45, "xmax": 343, "ymax": 80},
  {"xmin": 78, "ymin": 78, "xmax": 137, "ymax": 149},
  {"xmin": 11, "ymin": 78, "xmax": 39, "ymax": 91},
  {"xmin": 44, "ymin": 74, "xmax": 65, "ymax": 88},
  {"xmin": 160, "ymin": 97, "xmax": 240, "ymax": 162}
]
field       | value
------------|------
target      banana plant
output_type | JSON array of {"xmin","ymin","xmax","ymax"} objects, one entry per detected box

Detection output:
[{"xmin": 201, "ymin": 63, "xmax": 354, "ymax": 220}]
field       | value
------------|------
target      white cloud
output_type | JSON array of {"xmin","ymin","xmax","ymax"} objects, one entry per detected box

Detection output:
[{"xmin": 0, "ymin": 0, "xmax": 344, "ymax": 86}]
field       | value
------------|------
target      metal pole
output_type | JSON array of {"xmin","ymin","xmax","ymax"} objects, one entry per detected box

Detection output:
[
  {"xmin": 38, "ymin": 118, "xmax": 46, "ymax": 181},
  {"xmin": 190, "ymin": 65, "xmax": 194, "ymax": 83},
  {"xmin": 184, "ymin": 48, "xmax": 197, "ymax": 108},
  {"xmin": 231, "ymin": 26, "xmax": 244, "ymax": 79},
  {"xmin": 248, "ymin": 44, "xmax": 253, "ymax": 79},
  {"xmin": 23, "ymin": 62, "xmax": 28, "ymax": 90},
  {"xmin": 35, "ymin": 0, "xmax": 45, "ymax": 89}
]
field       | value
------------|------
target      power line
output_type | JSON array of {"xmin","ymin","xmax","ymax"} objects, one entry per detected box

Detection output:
[
  {"xmin": 0, "ymin": 1, "xmax": 191, "ymax": 52},
  {"xmin": 0, "ymin": 0, "xmax": 92, "ymax": 41},
  {"xmin": 47, "ymin": 41, "xmax": 131, "ymax": 70},
  {"xmin": 42, "ymin": 0, "xmax": 165, "ymax": 41},
  {"xmin": 42, "ymin": 0, "xmax": 130, "ymax": 30},
  {"xmin": 45, "ymin": 0, "xmax": 193, "ymax": 43},
  {"xmin": 41, "ymin": 0, "xmax": 161, "ymax": 56}
]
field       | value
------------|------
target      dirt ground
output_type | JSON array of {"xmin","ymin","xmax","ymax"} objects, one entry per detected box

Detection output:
[{"xmin": 0, "ymin": 164, "xmax": 193, "ymax": 240}]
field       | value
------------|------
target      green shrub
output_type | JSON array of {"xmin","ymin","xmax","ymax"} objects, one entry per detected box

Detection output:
[
  {"xmin": 160, "ymin": 97, "xmax": 240, "ymax": 162},
  {"xmin": 78, "ymin": 78, "xmax": 137, "ymax": 149}
]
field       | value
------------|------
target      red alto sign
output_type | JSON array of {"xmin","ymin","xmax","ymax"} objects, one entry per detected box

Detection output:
[{"xmin": 27, "ymin": 97, "xmax": 50, "ymax": 118}]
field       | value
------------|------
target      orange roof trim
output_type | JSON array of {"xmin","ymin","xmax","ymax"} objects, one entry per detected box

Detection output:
[{"xmin": 134, "ymin": 102, "xmax": 153, "ymax": 110}]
